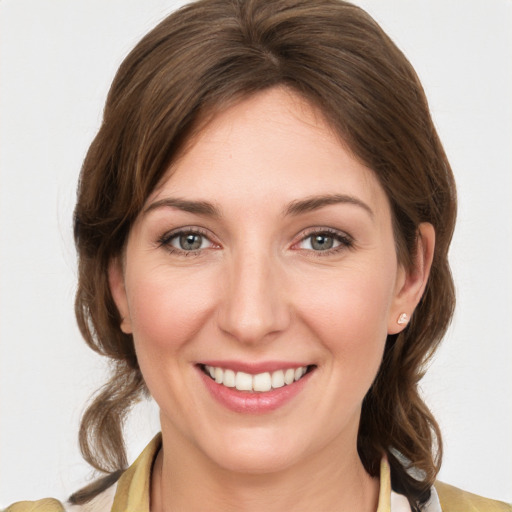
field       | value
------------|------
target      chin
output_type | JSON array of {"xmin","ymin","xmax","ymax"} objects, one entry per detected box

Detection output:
[
  {"xmin": 203, "ymin": 430, "xmax": 304, "ymax": 475},
  {"xmin": 212, "ymin": 450, "xmax": 297, "ymax": 475}
]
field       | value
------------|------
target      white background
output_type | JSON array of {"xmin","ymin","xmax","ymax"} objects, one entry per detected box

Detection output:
[{"xmin": 1, "ymin": 0, "xmax": 511, "ymax": 506}]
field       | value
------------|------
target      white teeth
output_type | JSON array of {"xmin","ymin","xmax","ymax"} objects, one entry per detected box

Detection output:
[
  {"xmin": 235, "ymin": 371, "xmax": 253, "ymax": 391},
  {"xmin": 284, "ymin": 368, "xmax": 295, "ymax": 385},
  {"xmin": 253, "ymin": 372, "xmax": 272, "ymax": 392},
  {"xmin": 223, "ymin": 369, "xmax": 236, "ymax": 388},
  {"xmin": 271, "ymin": 370, "xmax": 285, "ymax": 389},
  {"xmin": 294, "ymin": 367, "xmax": 306, "ymax": 381},
  {"xmin": 204, "ymin": 365, "xmax": 310, "ymax": 392}
]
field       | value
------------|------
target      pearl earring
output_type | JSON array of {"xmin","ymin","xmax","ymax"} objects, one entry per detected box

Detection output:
[{"xmin": 397, "ymin": 313, "xmax": 408, "ymax": 325}]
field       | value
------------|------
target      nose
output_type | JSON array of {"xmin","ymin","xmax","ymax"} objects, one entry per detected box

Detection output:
[{"xmin": 217, "ymin": 249, "xmax": 290, "ymax": 345}]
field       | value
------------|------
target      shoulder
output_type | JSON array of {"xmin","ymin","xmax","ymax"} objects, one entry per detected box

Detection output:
[
  {"xmin": 3, "ymin": 434, "xmax": 159, "ymax": 512},
  {"xmin": 435, "ymin": 481, "xmax": 512, "ymax": 512},
  {"xmin": 3, "ymin": 482, "xmax": 117, "ymax": 512},
  {"xmin": 3, "ymin": 498, "xmax": 65, "ymax": 512}
]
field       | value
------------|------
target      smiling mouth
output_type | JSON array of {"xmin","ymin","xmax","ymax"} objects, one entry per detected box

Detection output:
[{"xmin": 199, "ymin": 364, "xmax": 316, "ymax": 393}]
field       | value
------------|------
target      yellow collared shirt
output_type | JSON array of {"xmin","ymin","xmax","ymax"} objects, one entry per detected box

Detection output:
[{"xmin": 5, "ymin": 434, "xmax": 511, "ymax": 512}]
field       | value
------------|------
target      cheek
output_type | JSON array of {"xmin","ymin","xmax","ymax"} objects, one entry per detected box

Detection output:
[
  {"xmin": 294, "ymin": 261, "xmax": 396, "ymax": 372},
  {"xmin": 125, "ymin": 265, "xmax": 217, "ymax": 358}
]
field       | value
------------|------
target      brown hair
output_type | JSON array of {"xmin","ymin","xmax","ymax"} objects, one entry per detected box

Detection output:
[{"xmin": 72, "ymin": 0, "xmax": 456, "ymax": 508}]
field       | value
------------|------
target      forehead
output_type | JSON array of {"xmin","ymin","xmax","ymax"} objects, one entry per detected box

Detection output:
[{"xmin": 147, "ymin": 87, "xmax": 387, "ymax": 214}]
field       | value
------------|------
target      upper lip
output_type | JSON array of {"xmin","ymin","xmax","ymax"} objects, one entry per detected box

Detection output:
[{"xmin": 197, "ymin": 360, "xmax": 313, "ymax": 374}]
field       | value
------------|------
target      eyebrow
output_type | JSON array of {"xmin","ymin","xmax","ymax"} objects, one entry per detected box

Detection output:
[
  {"xmin": 284, "ymin": 194, "xmax": 374, "ymax": 218},
  {"xmin": 143, "ymin": 197, "xmax": 221, "ymax": 217},
  {"xmin": 143, "ymin": 193, "xmax": 373, "ymax": 219}
]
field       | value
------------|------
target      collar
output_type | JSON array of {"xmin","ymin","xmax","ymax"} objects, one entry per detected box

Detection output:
[{"xmin": 107, "ymin": 433, "xmax": 438, "ymax": 512}]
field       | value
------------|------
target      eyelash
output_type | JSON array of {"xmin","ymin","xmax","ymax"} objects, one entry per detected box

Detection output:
[
  {"xmin": 157, "ymin": 227, "xmax": 353, "ymax": 257},
  {"xmin": 157, "ymin": 227, "xmax": 215, "ymax": 256},
  {"xmin": 293, "ymin": 228, "xmax": 354, "ymax": 257}
]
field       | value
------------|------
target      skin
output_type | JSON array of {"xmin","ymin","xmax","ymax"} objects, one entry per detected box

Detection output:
[{"xmin": 109, "ymin": 87, "xmax": 434, "ymax": 511}]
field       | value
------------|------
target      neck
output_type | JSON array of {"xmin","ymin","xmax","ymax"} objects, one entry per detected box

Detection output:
[{"xmin": 151, "ymin": 427, "xmax": 379, "ymax": 512}]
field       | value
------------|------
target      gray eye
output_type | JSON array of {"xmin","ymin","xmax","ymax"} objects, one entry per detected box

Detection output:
[
  {"xmin": 309, "ymin": 234, "xmax": 335, "ymax": 251},
  {"xmin": 178, "ymin": 233, "xmax": 204, "ymax": 250},
  {"xmin": 164, "ymin": 230, "xmax": 214, "ymax": 253}
]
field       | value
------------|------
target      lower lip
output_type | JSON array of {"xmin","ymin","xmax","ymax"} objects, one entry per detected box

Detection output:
[{"xmin": 198, "ymin": 368, "xmax": 313, "ymax": 414}]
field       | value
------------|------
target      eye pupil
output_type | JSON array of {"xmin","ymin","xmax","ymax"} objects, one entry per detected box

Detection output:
[
  {"xmin": 179, "ymin": 233, "xmax": 202, "ymax": 250},
  {"xmin": 311, "ymin": 234, "xmax": 333, "ymax": 251}
]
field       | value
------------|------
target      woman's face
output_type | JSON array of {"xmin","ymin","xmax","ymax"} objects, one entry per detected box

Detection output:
[{"xmin": 110, "ymin": 87, "xmax": 417, "ymax": 474}]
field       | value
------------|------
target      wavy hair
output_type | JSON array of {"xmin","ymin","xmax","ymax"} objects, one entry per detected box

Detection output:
[{"xmin": 71, "ymin": 0, "xmax": 456, "ymax": 508}]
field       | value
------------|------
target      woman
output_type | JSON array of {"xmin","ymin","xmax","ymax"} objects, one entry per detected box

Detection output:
[{"xmin": 4, "ymin": 0, "xmax": 511, "ymax": 511}]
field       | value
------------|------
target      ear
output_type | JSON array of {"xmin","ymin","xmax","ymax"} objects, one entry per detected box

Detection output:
[
  {"xmin": 108, "ymin": 258, "xmax": 133, "ymax": 334},
  {"xmin": 388, "ymin": 223, "xmax": 435, "ymax": 334}
]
